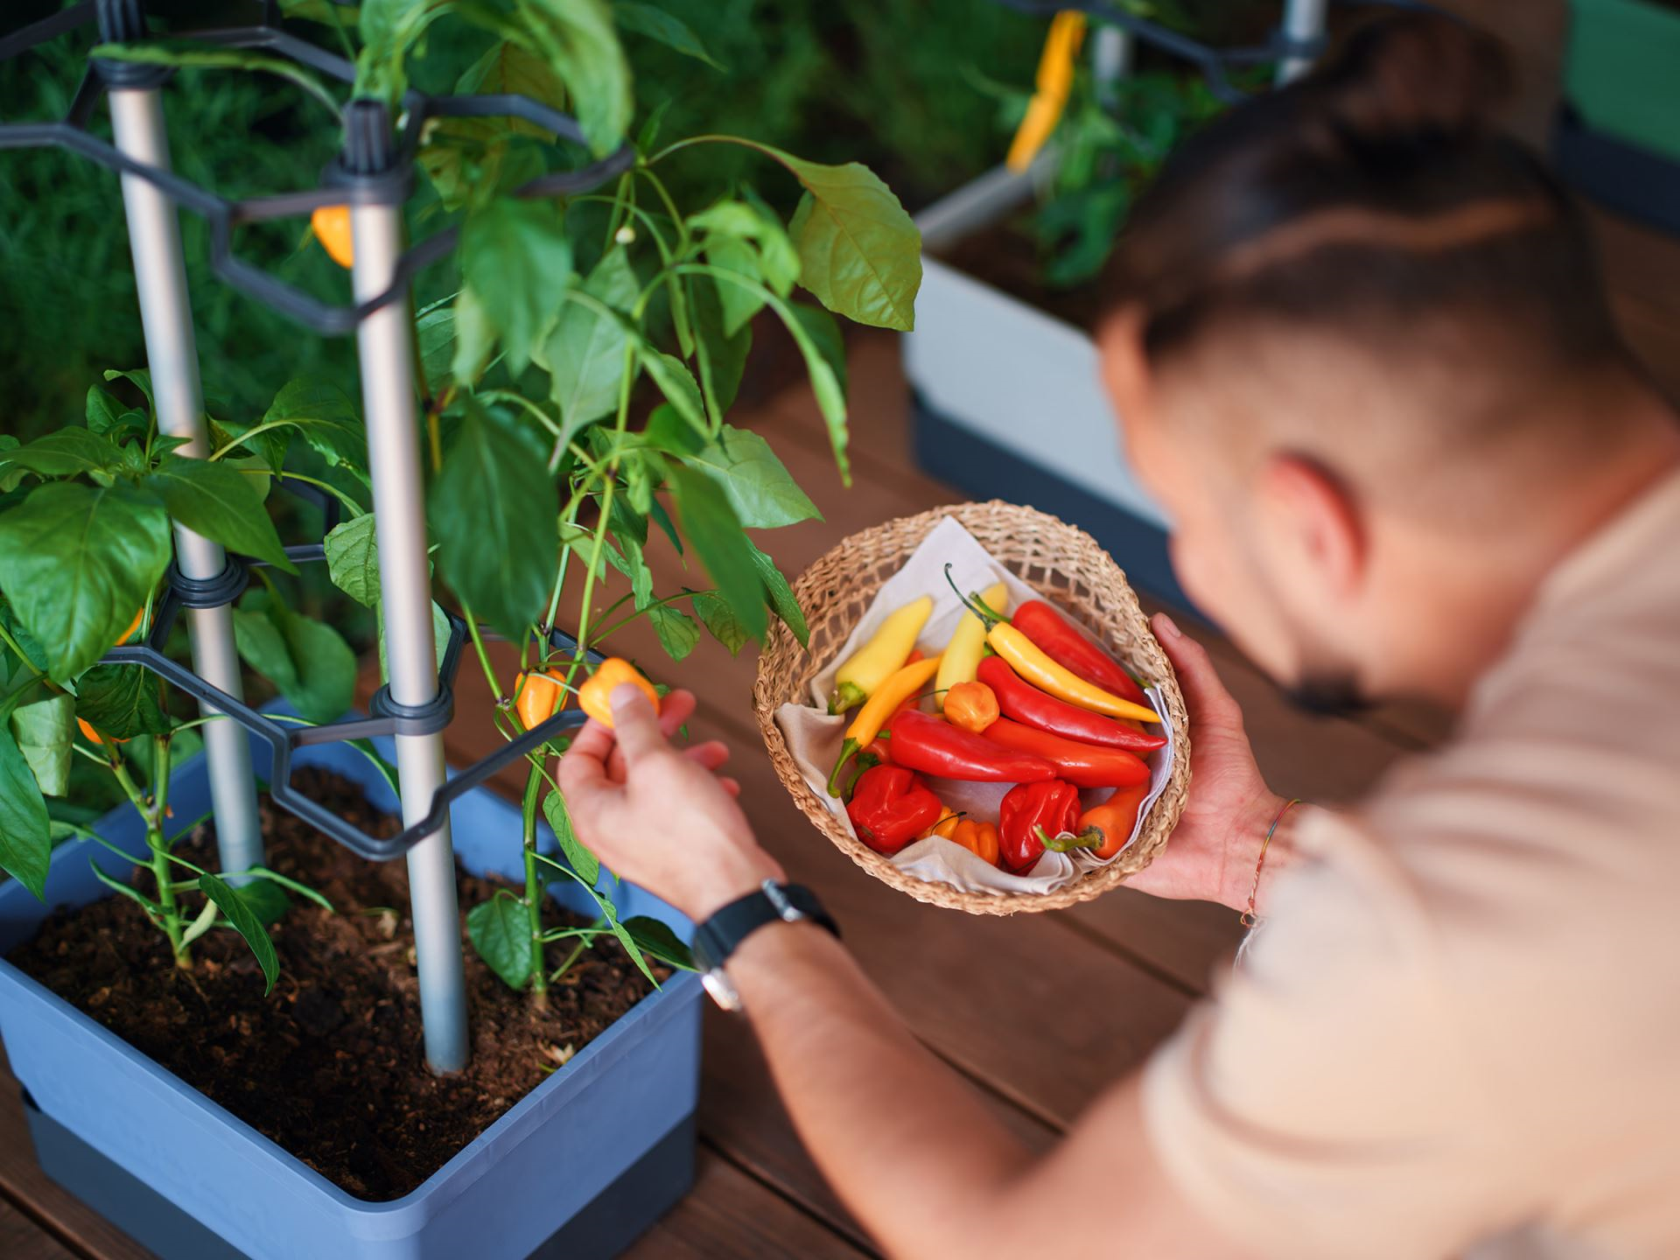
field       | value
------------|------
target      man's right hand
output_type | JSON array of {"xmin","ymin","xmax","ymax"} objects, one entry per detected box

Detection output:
[{"xmin": 1125, "ymin": 613, "xmax": 1295, "ymax": 912}]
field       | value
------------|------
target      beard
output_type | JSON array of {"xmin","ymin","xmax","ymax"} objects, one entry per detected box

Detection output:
[{"xmin": 1282, "ymin": 670, "xmax": 1371, "ymax": 717}]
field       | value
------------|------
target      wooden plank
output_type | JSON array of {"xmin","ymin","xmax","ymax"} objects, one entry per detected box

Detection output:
[
  {"xmin": 0, "ymin": 1200, "xmax": 79, "ymax": 1260},
  {"xmin": 0, "ymin": 1051, "xmax": 155, "ymax": 1260},
  {"xmin": 624, "ymin": 1145, "xmax": 870, "ymax": 1259}
]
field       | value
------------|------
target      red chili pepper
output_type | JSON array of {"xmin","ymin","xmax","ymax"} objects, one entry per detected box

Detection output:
[
  {"xmin": 977, "ymin": 657, "xmax": 1166, "ymax": 754},
  {"xmin": 883, "ymin": 709, "xmax": 1057, "ymax": 783},
  {"xmin": 1012, "ymin": 601, "xmax": 1148, "ymax": 705},
  {"xmin": 846, "ymin": 765, "xmax": 945, "ymax": 856},
  {"xmin": 981, "ymin": 718, "xmax": 1149, "ymax": 788},
  {"xmin": 998, "ymin": 779, "xmax": 1100, "ymax": 873}
]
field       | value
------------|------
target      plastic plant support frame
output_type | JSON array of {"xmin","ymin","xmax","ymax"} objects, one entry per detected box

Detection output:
[
  {"xmin": 102, "ymin": 477, "xmax": 605, "ymax": 865},
  {"xmin": 985, "ymin": 0, "xmax": 1448, "ymax": 103},
  {"xmin": 0, "ymin": 0, "xmax": 637, "ymax": 335}
]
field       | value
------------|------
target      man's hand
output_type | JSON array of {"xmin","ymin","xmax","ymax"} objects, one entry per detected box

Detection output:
[
  {"xmin": 559, "ymin": 685, "xmax": 786, "ymax": 922},
  {"xmin": 1125, "ymin": 613, "xmax": 1293, "ymax": 912}
]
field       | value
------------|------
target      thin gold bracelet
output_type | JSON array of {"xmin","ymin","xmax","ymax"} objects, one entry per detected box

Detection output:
[{"xmin": 1240, "ymin": 798, "xmax": 1300, "ymax": 928}]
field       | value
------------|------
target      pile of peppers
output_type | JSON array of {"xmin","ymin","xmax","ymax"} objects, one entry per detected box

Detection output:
[{"xmin": 824, "ymin": 573, "xmax": 1165, "ymax": 872}]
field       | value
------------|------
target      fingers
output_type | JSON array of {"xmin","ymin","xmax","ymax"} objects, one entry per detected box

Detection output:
[
  {"xmin": 659, "ymin": 689, "xmax": 697, "ymax": 737},
  {"xmin": 558, "ymin": 732, "xmax": 612, "ymax": 813},
  {"xmin": 1153, "ymin": 612, "xmax": 1243, "ymax": 726},
  {"xmin": 567, "ymin": 717, "xmax": 616, "ymax": 766},
  {"xmin": 608, "ymin": 684, "xmax": 667, "ymax": 763},
  {"xmin": 682, "ymin": 740, "xmax": 731, "ymax": 773},
  {"xmin": 719, "ymin": 776, "xmax": 741, "ymax": 797}
]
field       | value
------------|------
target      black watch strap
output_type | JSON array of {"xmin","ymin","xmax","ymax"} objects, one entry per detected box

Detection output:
[{"xmin": 692, "ymin": 881, "xmax": 839, "ymax": 976}]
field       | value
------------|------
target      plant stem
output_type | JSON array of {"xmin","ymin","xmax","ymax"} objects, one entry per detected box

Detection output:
[
  {"xmin": 566, "ymin": 343, "xmax": 635, "ymax": 689},
  {"xmin": 459, "ymin": 597, "xmax": 505, "ymax": 703},
  {"xmin": 521, "ymin": 768, "xmax": 550, "ymax": 1010},
  {"xmin": 549, "ymin": 915, "xmax": 603, "ymax": 984},
  {"xmin": 116, "ymin": 740, "xmax": 189, "ymax": 968}
]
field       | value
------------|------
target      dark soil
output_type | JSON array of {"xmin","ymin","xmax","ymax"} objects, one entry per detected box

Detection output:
[
  {"xmin": 937, "ymin": 218, "xmax": 1120, "ymax": 334},
  {"xmin": 9, "ymin": 767, "xmax": 662, "ymax": 1201}
]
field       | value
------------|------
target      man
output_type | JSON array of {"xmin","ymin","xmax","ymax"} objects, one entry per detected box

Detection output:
[{"xmin": 561, "ymin": 16, "xmax": 1680, "ymax": 1258}]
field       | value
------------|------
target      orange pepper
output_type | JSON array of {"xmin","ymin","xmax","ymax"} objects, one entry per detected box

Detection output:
[
  {"xmin": 921, "ymin": 807, "xmax": 961, "ymax": 839},
  {"xmin": 948, "ymin": 818, "xmax": 1001, "ymax": 867},
  {"xmin": 77, "ymin": 717, "xmax": 129, "ymax": 747},
  {"xmin": 1080, "ymin": 783, "xmax": 1149, "ymax": 860},
  {"xmin": 577, "ymin": 658, "xmax": 660, "ymax": 728},
  {"xmin": 942, "ymin": 680, "xmax": 999, "ymax": 734},
  {"xmin": 311, "ymin": 205, "xmax": 354, "ymax": 268},
  {"xmin": 513, "ymin": 669, "xmax": 568, "ymax": 732},
  {"xmin": 117, "ymin": 608, "xmax": 144, "ymax": 646}
]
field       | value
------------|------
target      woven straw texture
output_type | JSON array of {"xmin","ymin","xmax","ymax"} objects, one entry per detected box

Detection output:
[{"xmin": 753, "ymin": 501, "xmax": 1191, "ymax": 915}]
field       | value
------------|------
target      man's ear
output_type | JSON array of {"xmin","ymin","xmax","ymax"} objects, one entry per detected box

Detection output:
[
  {"xmin": 1097, "ymin": 305, "xmax": 1151, "ymax": 430},
  {"xmin": 1256, "ymin": 454, "xmax": 1367, "ymax": 599}
]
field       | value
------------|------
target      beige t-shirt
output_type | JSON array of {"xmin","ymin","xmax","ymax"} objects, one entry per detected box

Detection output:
[{"xmin": 1143, "ymin": 468, "xmax": 1680, "ymax": 1260}]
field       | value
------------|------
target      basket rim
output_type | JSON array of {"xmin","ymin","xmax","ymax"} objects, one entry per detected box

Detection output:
[{"xmin": 752, "ymin": 500, "xmax": 1191, "ymax": 916}]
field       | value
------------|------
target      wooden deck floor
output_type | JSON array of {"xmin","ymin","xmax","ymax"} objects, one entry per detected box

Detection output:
[{"xmin": 7, "ymin": 2, "xmax": 1680, "ymax": 1250}]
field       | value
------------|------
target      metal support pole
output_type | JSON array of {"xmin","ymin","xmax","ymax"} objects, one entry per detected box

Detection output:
[
  {"xmin": 1276, "ymin": 0, "xmax": 1329, "ymax": 85},
  {"xmin": 347, "ymin": 134, "xmax": 468, "ymax": 1074},
  {"xmin": 108, "ymin": 87, "xmax": 265, "ymax": 878},
  {"xmin": 1092, "ymin": 23, "xmax": 1132, "ymax": 112}
]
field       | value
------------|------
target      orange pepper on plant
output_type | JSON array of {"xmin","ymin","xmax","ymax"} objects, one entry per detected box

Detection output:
[
  {"xmin": 577, "ymin": 658, "xmax": 659, "ymax": 728},
  {"xmin": 513, "ymin": 669, "xmax": 569, "ymax": 732},
  {"xmin": 311, "ymin": 205, "xmax": 354, "ymax": 268}
]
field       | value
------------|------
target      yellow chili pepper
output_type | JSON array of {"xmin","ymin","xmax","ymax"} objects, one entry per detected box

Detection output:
[
  {"xmin": 577, "ymin": 657, "xmax": 660, "ymax": 728},
  {"xmin": 311, "ymin": 205, "xmax": 354, "ymax": 268},
  {"xmin": 829, "ymin": 595, "xmax": 933, "ymax": 714},
  {"xmin": 827, "ymin": 654, "xmax": 942, "ymax": 795},
  {"xmin": 936, "ymin": 580, "xmax": 1007, "ymax": 701},
  {"xmin": 1006, "ymin": 11, "xmax": 1087, "ymax": 172}
]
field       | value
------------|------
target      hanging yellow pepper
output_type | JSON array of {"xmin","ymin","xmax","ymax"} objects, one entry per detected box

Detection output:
[
  {"xmin": 936, "ymin": 580, "xmax": 1007, "ymax": 702},
  {"xmin": 577, "ymin": 658, "xmax": 660, "ymax": 728},
  {"xmin": 827, "ymin": 654, "xmax": 942, "ymax": 795},
  {"xmin": 1006, "ymin": 11, "xmax": 1087, "ymax": 172},
  {"xmin": 945, "ymin": 566, "xmax": 1160, "ymax": 724},
  {"xmin": 829, "ymin": 595, "xmax": 933, "ymax": 713}
]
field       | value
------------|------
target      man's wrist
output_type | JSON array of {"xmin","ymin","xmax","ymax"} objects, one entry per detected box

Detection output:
[
  {"xmin": 684, "ymin": 848, "xmax": 788, "ymax": 923},
  {"xmin": 1221, "ymin": 793, "xmax": 1307, "ymax": 916}
]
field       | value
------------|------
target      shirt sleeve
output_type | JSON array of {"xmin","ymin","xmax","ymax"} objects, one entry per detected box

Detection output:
[{"xmin": 1140, "ymin": 818, "xmax": 1517, "ymax": 1260}]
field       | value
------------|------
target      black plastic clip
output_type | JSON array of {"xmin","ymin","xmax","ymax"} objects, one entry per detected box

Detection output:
[{"xmin": 166, "ymin": 556, "xmax": 250, "ymax": 609}]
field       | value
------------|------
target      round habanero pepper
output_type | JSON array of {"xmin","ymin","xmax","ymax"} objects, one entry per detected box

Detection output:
[
  {"xmin": 977, "ymin": 657, "xmax": 1165, "ymax": 754},
  {"xmin": 947, "ymin": 818, "xmax": 1001, "ymax": 867},
  {"xmin": 980, "ymin": 717, "xmax": 1150, "ymax": 789},
  {"xmin": 577, "ymin": 658, "xmax": 659, "ymax": 728},
  {"xmin": 847, "ymin": 765, "xmax": 944, "ymax": 856},
  {"xmin": 942, "ymin": 680, "xmax": 999, "ymax": 734},
  {"xmin": 513, "ymin": 669, "xmax": 569, "ymax": 732},
  {"xmin": 998, "ymin": 779, "xmax": 1100, "ymax": 873}
]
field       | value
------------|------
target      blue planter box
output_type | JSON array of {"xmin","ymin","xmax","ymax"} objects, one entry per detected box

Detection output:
[{"xmin": 0, "ymin": 738, "xmax": 703, "ymax": 1260}]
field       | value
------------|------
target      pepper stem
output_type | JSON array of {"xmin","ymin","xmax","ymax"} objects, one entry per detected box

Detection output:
[
  {"xmin": 828, "ymin": 681, "xmax": 867, "ymax": 714},
  {"xmin": 1036, "ymin": 824, "xmax": 1104, "ymax": 852},
  {"xmin": 827, "ymin": 738, "xmax": 861, "ymax": 798},
  {"xmin": 942, "ymin": 564, "xmax": 1005, "ymax": 627}
]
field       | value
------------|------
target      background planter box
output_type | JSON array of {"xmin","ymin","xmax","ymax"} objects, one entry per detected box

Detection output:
[
  {"xmin": 0, "ymin": 736, "xmax": 702, "ymax": 1260},
  {"xmin": 902, "ymin": 164, "xmax": 1189, "ymax": 608},
  {"xmin": 1552, "ymin": 0, "xmax": 1680, "ymax": 235}
]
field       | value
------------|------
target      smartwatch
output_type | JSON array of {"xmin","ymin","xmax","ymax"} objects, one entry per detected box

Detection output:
[{"xmin": 691, "ymin": 881, "xmax": 839, "ymax": 1012}]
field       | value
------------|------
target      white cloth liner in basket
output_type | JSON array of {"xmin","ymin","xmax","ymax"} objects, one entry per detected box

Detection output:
[{"xmin": 773, "ymin": 518, "xmax": 1176, "ymax": 897}]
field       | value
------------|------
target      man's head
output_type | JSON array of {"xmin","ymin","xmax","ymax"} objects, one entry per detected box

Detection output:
[{"xmin": 1097, "ymin": 14, "xmax": 1669, "ymax": 708}]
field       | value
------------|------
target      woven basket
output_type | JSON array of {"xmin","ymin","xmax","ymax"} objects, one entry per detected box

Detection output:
[{"xmin": 753, "ymin": 501, "xmax": 1191, "ymax": 915}]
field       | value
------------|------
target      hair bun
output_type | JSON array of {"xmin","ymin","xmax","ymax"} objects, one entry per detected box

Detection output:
[{"xmin": 1309, "ymin": 13, "xmax": 1514, "ymax": 142}]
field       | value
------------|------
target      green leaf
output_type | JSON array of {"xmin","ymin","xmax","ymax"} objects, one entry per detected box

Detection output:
[
  {"xmin": 9, "ymin": 695, "xmax": 74, "ymax": 797},
  {"xmin": 455, "ymin": 41, "xmax": 569, "ymax": 137},
  {"xmin": 0, "ymin": 608, "xmax": 50, "ymax": 676},
  {"xmin": 603, "ymin": 530, "xmax": 654, "ymax": 611},
  {"xmin": 668, "ymin": 465, "xmax": 766, "ymax": 641},
  {"xmin": 144, "ymin": 456, "xmax": 295, "ymax": 571},
  {"xmin": 430, "ymin": 400, "xmax": 556, "ymax": 636},
  {"xmin": 648, "ymin": 605, "xmax": 699, "ymax": 661},
  {"xmin": 375, "ymin": 601, "xmax": 453, "ymax": 687},
  {"xmin": 0, "ymin": 428, "xmax": 125, "ymax": 489},
  {"xmin": 783, "ymin": 159, "xmax": 921, "ymax": 331},
  {"xmin": 199, "ymin": 873, "xmax": 280, "ymax": 995},
  {"xmin": 537, "ymin": 246, "xmax": 639, "ymax": 432},
  {"xmin": 238, "ymin": 878, "xmax": 291, "ymax": 927},
  {"xmin": 542, "ymin": 790, "xmax": 600, "ymax": 886},
  {"xmin": 232, "ymin": 598, "xmax": 356, "ymax": 725},
  {"xmin": 91, "ymin": 862, "xmax": 163, "ymax": 918},
  {"xmin": 0, "ymin": 481, "xmax": 172, "ymax": 682},
  {"xmin": 641, "ymin": 349, "xmax": 705, "ymax": 434},
  {"xmin": 691, "ymin": 590, "xmax": 749, "ymax": 656},
  {"xmin": 702, "ymin": 235, "xmax": 765, "ymax": 337},
  {"xmin": 460, "ymin": 197, "xmax": 574, "ymax": 375},
  {"xmin": 749, "ymin": 538, "xmax": 808, "ymax": 648},
  {"xmin": 91, "ymin": 41, "xmax": 340, "ymax": 114},
  {"xmin": 75, "ymin": 665, "xmax": 173, "ymax": 740},
  {"xmin": 247, "ymin": 865, "xmax": 334, "ymax": 912},
  {"xmin": 689, "ymin": 277, "xmax": 751, "ymax": 427},
  {"xmin": 516, "ymin": 0, "xmax": 633, "ymax": 156},
  {"xmin": 684, "ymin": 427, "xmax": 820, "ymax": 529},
  {"xmin": 102, "ymin": 368, "xmax": 154, "ymax": 409},
  {"xmin": 0, "ymin": 724, "xmax": 50, "ymax": 898},
  {"xmin": 597, "ymin": 893, "xmax": 659, "ymax": 985},
  {"xmin": 415, "ymin": 302, "xmax": 459, "ymax": 388},
  {"xmin": 468, "ymin": 893, "xmax": 534, "ymax": 990},
  {"xmin": 259, "ymin": 377, "xmax": 365, "ymax": 474},
  {"xmin": 614, "ymin": 2, "xmax": 723, "ymax": 69},
  {"xmin": 85, "ymin": 387, "xmax": 124, "ymax": 434},
  {"xmin": 689, "ymin": 195, "xmax": 800, "ymax": 334},
  {"xmin": 620, "ymin": 915, "xmax": 696, "ymax": 970},
  {"xmin": 774, "ymin": 298, "xmax": 849, "ymax": 483},
  {"xmin": 323, "ymin": 514, "xmax": 381, "ymax": 608},
  {"xmin": 450, "ymin": 286, "xmax": 498, "ymax": 386}
]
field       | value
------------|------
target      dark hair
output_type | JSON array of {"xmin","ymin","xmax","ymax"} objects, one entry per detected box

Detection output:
[{"xmin": 1114, "ymin": 14, "xmax": 1631, "ymax": 384}]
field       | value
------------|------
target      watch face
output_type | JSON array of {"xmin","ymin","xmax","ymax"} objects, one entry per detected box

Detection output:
[{"xmin": 701, "ymin": 968, "xmax": 742, "ymax": 1012}]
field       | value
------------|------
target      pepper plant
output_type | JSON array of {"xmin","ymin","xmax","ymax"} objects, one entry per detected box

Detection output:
[{"xmin": 0, "ymin": 0, "xmax": 921, "ymax": 1014}]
